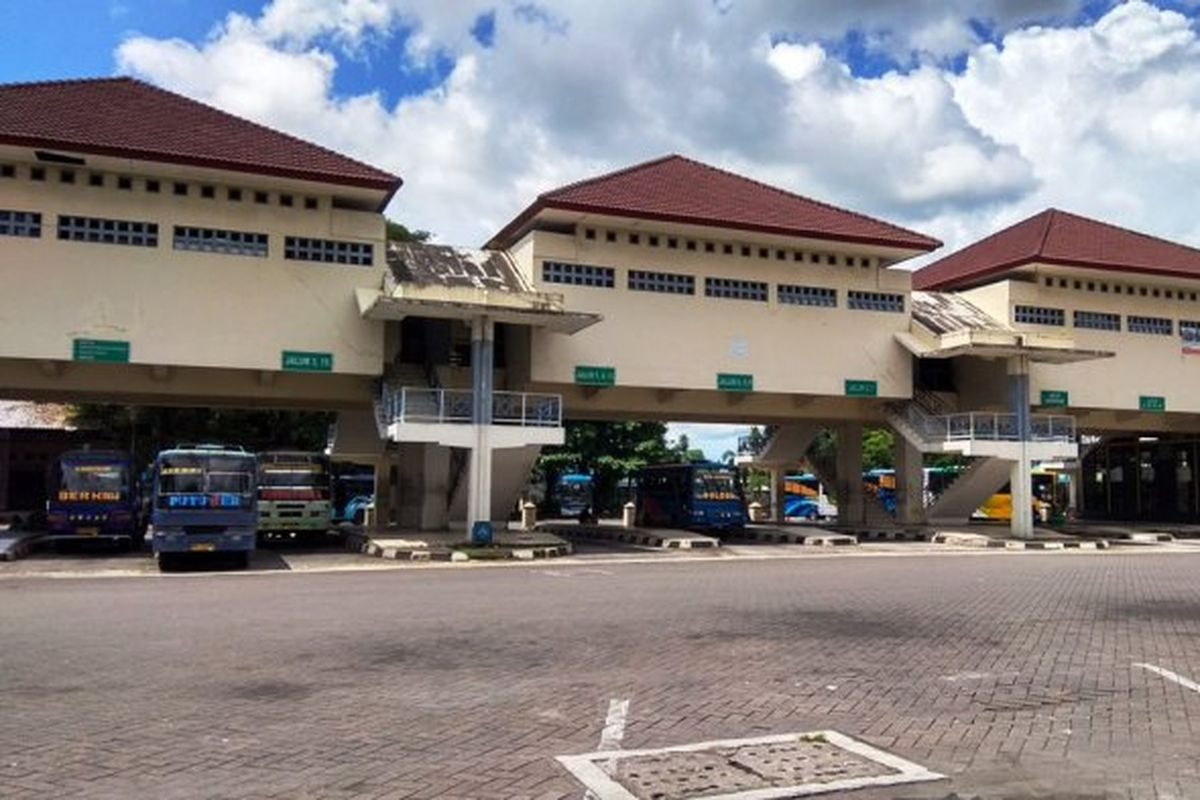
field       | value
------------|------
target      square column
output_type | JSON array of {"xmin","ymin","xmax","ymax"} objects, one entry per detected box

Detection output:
[
  {"xmin": 893, "ymin": 435, "xmax": 925, "ymax": 525},
  {"xmin": 771, "ymin": 468, "xmax": 786, "ymax": 522},
  {"xmin": 1008, "ymin": 356, "xmax": 1034, "ymax": 539},
  {"xmin": 836, "ymin": 423, "xmax": 864, "ymax": 526},
  {"xmin": 466, "ymin": 315, "xmax": 495, "ymax": 540}
]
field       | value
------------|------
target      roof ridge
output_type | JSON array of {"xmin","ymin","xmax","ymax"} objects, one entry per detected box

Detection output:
[
  {"xmin": 0, "ymin": 75, "xmax": 135, "ymax": 90},
  {"xmin": 1034, "ymin": 208, "xmax": 1057, "ymax": 256},
  {"xmin": 121, "ymin": 78, "xmax": 399, "ymax": 185},
  {"xmin": 1047, "ymin": 207, "xmax": 1200, "ymax": 259},
  {"xmin": 541, "ymin": 154, "xmax": 680, "ymax": 200},
  {"xmin": 668, "ymin": 154, "xmax": 940, "ymax": 247}
]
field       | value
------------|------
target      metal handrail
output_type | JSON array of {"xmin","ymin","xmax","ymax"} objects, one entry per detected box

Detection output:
[
  {"xmin": 889, "ymin": 401, "xmax": 1076, "ymax": 445},
  {"xmin": 380, "ymin": 386, "xmax": 562, "ymax": 428}
]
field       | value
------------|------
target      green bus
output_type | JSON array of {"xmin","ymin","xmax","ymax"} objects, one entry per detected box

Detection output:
[{"xmin": 256, "ymin": 452, "xmax": 333, "ymax": 538}]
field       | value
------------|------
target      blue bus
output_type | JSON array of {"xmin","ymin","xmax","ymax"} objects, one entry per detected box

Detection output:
[
  {"xmin": 557, "ymin": 473, "xmax": 594, "ymax": 518},
  {"xmin": 149, "ymin": 445, "xmax": 258, "ymax": 568},
  {"xmin": 635, "ymin": 462, "xmax": 747, "ymax": 531},
  {"xmin": 45, "ymin": 450, "xmax": 138, "ymax": 547}
]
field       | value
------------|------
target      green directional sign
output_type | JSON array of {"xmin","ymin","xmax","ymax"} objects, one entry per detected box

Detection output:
[
  {"xmin": 281, "ymin": 350, "xmax": 333, "ymax": 372},
  {"xmin": 844, "ymin": 379, "xmax": 878, "ymax": 398},
  {"xmin": 574, "ymin": 365, "xmax": 615, "ymax": 387},
  {"xmin": 717, "ymin": 373, "xmax": 753, "ymax": 392},
  {"xmin": 72, "ymin": 338, "xmax": 130, "ymax": 364},
  {"xmin": 1139, "ymin": 395, "xmax": 1166, "ymax": 413},
  {"xmin": 1040, "ymin": 390, "xmax": 1069, "ymax": 408}
]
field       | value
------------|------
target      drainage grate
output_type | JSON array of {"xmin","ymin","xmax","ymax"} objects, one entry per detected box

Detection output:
[{"xmin": 557, "ymin": 730, "xmax": 944, "ymax": 799}]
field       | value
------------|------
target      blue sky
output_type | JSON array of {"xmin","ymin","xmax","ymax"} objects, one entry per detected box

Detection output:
[{"xmin": 7, "ymin": 1, "xmax": 1200, "ymax": 459}]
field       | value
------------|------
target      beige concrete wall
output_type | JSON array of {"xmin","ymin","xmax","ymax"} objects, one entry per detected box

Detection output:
[
  {"xmin": 963, "ymin": 269, "xmax": 1200, "ymax": 416},
  {"xmin": 524, "ymin": 228, "xmax": 915, "ymax": 401},
  {"xmin": 0, "ymin": 155, "xmax": 385, "ymax": 379}
]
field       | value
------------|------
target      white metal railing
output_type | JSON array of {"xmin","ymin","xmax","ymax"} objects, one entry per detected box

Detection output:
[
  {"xmin": 943, "ymin": 412, "xmax": 1076, "ymax": 443},
  {"xmin": 381, "ymin": 386, "xmax": 562, "ymax": 428},
  {"xmin": 491, "ymin": 391, "xmax": 563, "ymax": 427},
  {"xmin": 888, "ymin": 402, "xmax": 1076, "ymax": 446}
]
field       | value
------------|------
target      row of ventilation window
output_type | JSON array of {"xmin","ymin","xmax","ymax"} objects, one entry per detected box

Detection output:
[
  {"xmin": 1043, "ymin": 274, "xmax": 1200, "ymax": 303},
  {"xmin": 0, "ymin": 162, "xmax": 321, "ymax": 210},
  {"xmin": 582, "ymin": 226, "xmax": 876, "ymax": 269},
  {"xmin": 0, "ymin": 211, "xmax": 371, "ymax": 265},
  {"xmin": 1015, "ymin": 305, "xmax": 1192, "ymax": 335},
  {"xmin": 543, "ymin": 261, "xmax": 903, "ymax": 312}
]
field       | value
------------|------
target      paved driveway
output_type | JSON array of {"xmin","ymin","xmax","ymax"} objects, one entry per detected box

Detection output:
[{"xmin": 2, "ymin": 551, "xmax": 1199, "ymax": 799}]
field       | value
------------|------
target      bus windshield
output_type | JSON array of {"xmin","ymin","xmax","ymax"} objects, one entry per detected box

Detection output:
[
  {"xmin": 158, "ymin": 454, "xmax": 255, "ymax": 506},
  {"xmin": 57, "ymin": 461, "xmax": 129, "ymax": 502},
  {"xmin": 693, "ymin": 469, "xmax": 738, "ymax": 501},
  {"xmin": 259, "ymin": 458, "xmax": 329, "ymax": 488}
]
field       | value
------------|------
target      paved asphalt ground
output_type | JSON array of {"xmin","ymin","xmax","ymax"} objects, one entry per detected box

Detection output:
[{"xmin": 3, "ymin": 550, "xmax": 1200, "ymax": 799}]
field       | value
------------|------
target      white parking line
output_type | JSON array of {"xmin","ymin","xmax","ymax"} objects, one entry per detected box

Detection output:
[
  {"xmin": 584, "ymin": 698, "xmax": 629, "ymax": 800},
  {"xmin": 1133, "ymin": 662, "xmax": 1200, "ymax": 694}
]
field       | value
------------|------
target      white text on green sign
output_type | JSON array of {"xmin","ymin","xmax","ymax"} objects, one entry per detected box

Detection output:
[
  {"xmin": 1139, "ymin": 395, "xmax": 1166, "ymax": 413},
  {"xmin": 281, "ymin": 351, "xmax": 333, "ymax": 372},
  {"xmin": 844, "ymin": 379, "xmax": 878, "ymax": 398},
  {"xmin": 1040, "ymin": 390, "xmax": 1069, "ymax": 408},
  {"xmin": 717, "ymin": 373, "xmax": 753, "ymax": 392},
  {"xmin": 575, "ymin": 366, "xmax": 615, "ymax": 387},
  {"xmin": 72, "ymin": 338, "xmax": 130, "ymax": 364}
]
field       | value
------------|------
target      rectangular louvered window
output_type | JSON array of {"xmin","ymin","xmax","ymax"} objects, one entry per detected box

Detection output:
[
  {"xmin": 542, "ymin": 261, "xmax": 615, "ymax": 288},
  {"xmin": 1128, "ymin": 315, "xmax": 1173, "ymax": 335},
  {"xmin": 628, "ymin": 270, "xmax": 694, "ymax": 294},
  {"xmin": 284, "ymin": 236, "xmax": 372, "ymax": 266},
  {"xmin": 1073, "ymin": 310, "xmax": 1120, "ymax": 331},
  {"xmin": 705, "ymin": 277, "xmax": 768, "ymax": 302},
  {"xmin": 0, "ymin": 210, "xmax": 41, "ymax": 238},
  {"xmin": 58, "ymin": 215, "xmax": 157, "ymax": 247},
  {"xmin": 1013, "ymin": 305, "xmax": 1064, "ymax": 326},
  {"xmin": 174, "ymin": 227, "xmax": 268, "ymax": 258},
  {"xmin": 778, "ymin": 284, "xmax": 836, "ymax": 307},
  {"xmin": 848, "ymin": 290, "xmax": 904, "ymax": 313}
]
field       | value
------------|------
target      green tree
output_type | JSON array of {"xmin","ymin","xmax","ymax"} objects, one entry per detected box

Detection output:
[
  {"xmin": 68, "ymin": 405, "xmax": 333, "ymax": 468},
  {"xmin": 536, "ymin": 421, "xmax": 674, "ymax": 514},
  {"xmin": 385, "ymin": 219, "xmax": 431, "ymax": 242},
  {"xmin": 862, "ymin": 427, "xmax": 894, "ymax": 470}
]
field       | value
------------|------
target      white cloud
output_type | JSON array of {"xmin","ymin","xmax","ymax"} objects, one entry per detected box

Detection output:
[{"xmin": 112, "ymin": 0, "xmax": 1200, "ymax": 259}]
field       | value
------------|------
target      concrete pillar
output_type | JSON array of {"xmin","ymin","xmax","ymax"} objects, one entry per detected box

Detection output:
[
  {"xmin": 397, "ymin": 443, "xmax": 451, "ymax": 531},
  {"xmin": 771, "ymin": 468, "xmax": 786, "ymax": 521},
  {"xmin": 371, "ymin": 453, "xmax": 393, "ymax": 527},
  {"xmin": 0, "ymin": 431, "xmax": 9, "ymax": 512},
  {"xmin": 388, "ymin": 453, "xmax": 403, "ymax": 529},
  {"xmin": 1008, "ymin": 356, "xmax": 1034, "ymax": 539},
  {"xmin": 466, "ymin": 316, "xmax": 495, "ymax": 538},
  {"xmin": 836, "ymin": 423, "xmax": 865, "ymax": 526},
  {"xmin": 894, "ymin": 435, "xmax": 925, "ymax": 525}
]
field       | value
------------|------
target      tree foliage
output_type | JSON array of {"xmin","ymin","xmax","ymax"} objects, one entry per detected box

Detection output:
[
  {"xmin": 385, "ymin": 219, "xmax": 431, "ymax": 243},
  {"xmin": 68, "ymin": 405, "xmax": 333, "ymax": 468},
  {"xmin": 536, "ymin": 421, "xmax": 676, "ymax": 514}
]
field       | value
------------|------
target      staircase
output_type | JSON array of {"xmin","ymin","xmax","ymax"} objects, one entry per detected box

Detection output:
[
  {"xmin": 926, "ymin": 457, "xmax": 1011, "ymax": 525},
  {"xmin": 448, "ymin": 444, "xmax": 542, "ymax": 523}
]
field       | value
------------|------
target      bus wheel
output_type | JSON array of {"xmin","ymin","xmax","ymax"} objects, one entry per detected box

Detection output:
[
  {"xmin": 235, "ymin": 552, "xmax": 251, "ymax": 570},
  {"xmin": 156, "ymin": 553, "xmax": 176, "ymax": 572}
]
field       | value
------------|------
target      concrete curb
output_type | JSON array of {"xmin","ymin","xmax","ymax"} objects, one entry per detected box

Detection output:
[
  {"xmin": 347, "ymin": 531, "xmax": 572, "ymax": 562},
  {"xmin": 547, "ymin": 525, "xmax": 720, "ymax": 550},
  {"xmin": 726, "ymin": 528, "xmax": 858, "ymax": 547}
]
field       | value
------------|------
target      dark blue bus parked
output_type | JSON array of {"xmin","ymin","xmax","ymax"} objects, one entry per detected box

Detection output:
[
  {"xmin": 634, "ymin": 462, "xmax": 747, "ymax": 531},
  {"xmin": 557, "ymin": 473, "xmax": 594, "ymax": 518},
  {"xmin": 46, "ymin": 450, "xmax": 138, "ymax": 547},
  {"xmin": 149, "ymin": 445, "xmax": 258, "ymax": 568}
]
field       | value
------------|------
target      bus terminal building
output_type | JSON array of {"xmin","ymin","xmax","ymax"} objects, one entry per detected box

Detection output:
[{"xmin": 3, "ymin": 77, "xmax": 1200, "ymax": 539}]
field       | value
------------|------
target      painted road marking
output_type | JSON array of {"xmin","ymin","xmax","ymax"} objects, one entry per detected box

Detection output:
[
  {"xmin": 1134, "ymin": 662, "xmax": 1200, "ymax": 694},
  {"xmin": 584, "ymin": 698, "xmax": 630, "ymax": 800},
  {"xmin": 535, "ymin": 568, "xmax": 616, "ymax": 578}
]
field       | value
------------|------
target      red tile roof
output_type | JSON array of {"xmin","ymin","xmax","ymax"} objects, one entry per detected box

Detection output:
[
  {"xmin": 913, "ymin": 208, "xmax": 1200, "ymax": 290},
  {"xmin": 0, "ymin": 77, "xmax": 401, "ymax": 202},
  {"xmin": 486, "ymin": 154, "xmax": 941, "ymax": 251}
]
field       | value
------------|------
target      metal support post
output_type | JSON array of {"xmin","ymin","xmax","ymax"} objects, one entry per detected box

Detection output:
[
  {"xmin": 466, "ymin": 316, "xmax": 495, "ymax": 543},
  {"xmin": 1009, "ymin": 356, "xmax": 1034, "ymax": 539}
]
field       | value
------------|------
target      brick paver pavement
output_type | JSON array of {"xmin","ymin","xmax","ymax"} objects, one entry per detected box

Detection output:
[{"xmin": 2, "ymin": 551, "xmax": 1200, "ymax": 798}]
